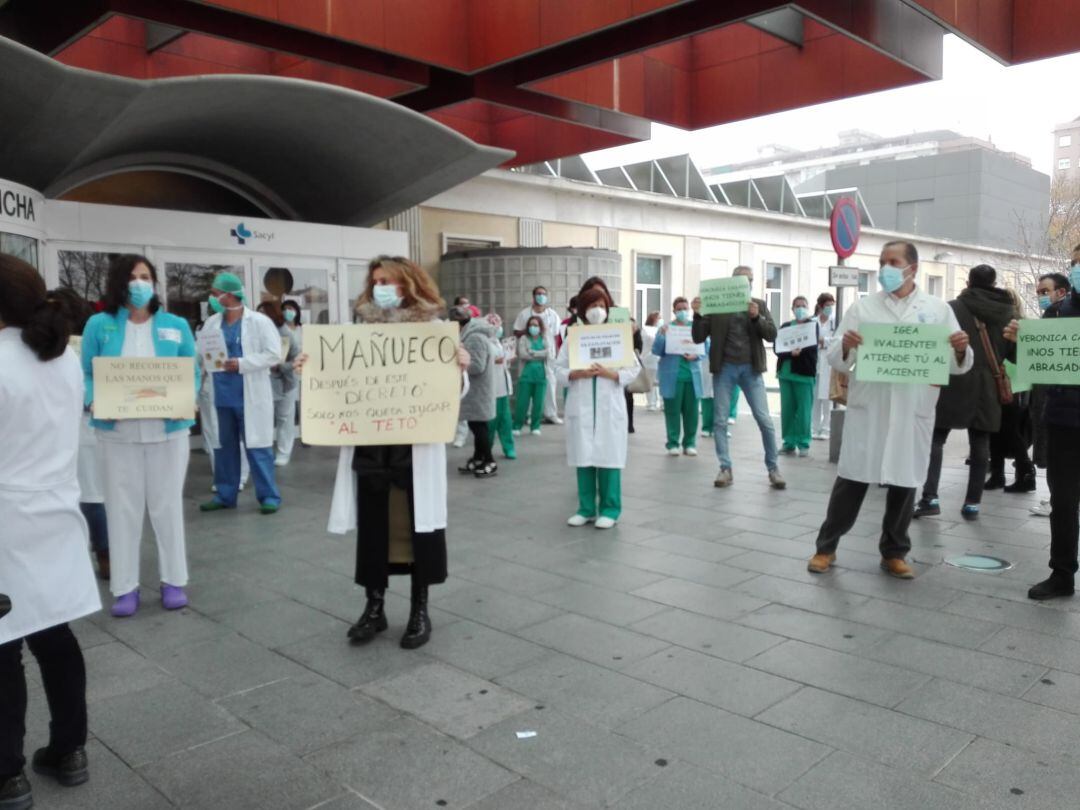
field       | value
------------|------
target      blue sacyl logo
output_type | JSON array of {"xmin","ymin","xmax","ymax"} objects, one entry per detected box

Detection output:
[{"xmin": 230, "ymin": 222, "xmax": 253, "ymax": 245}]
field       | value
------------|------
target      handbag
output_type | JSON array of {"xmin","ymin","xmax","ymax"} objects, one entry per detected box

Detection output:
[
  {"xmin": 975, "ymin": 318, "xmax": 1013, "ymax": 405},
  {"xmin": 626, "ymin": 351, "xmax": 653, "ymax": 394},
  {"xmin": 828, "ymin": 369, "xmax": 848, "ymax": 406}
]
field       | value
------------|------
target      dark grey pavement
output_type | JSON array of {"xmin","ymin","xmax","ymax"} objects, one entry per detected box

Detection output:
[{"xmin": 22, "ymin": 406, "xmax": 1075, "ymax": 809}]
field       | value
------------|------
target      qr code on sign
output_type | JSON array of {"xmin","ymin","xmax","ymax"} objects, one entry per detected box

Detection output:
[{"xmin": 589, "ymin": 346, "xmax": 613, "ymax": 360}]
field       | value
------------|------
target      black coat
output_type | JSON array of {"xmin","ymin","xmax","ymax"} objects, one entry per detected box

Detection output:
[
  {"xmin": 774, "ymin": 319, "xmax": 818, "ymax": 378},
  {"xmin": 934, "ymin": 286, "xmax": 1015, "ymax": 432}
]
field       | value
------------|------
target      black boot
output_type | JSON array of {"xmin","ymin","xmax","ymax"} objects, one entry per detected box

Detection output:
[
  {"xmin": 0, "ymin": 772, "xmax": 31, "ymax": 810},
  {"xmin": 32, "ymin": 746, "xmax": 88, "ymax": 787},
  {"xmin": 347, "ymin": 588, "xmax": 387, "ymax": 643},
  {"xmin": 1029, "ymin": 574, "xmax": 1075, "ymax": 601},
  {"xmin": 984, "ymin": 456, "xmax": 1006, "ymax": 490},
  {"xmin": 401, "ymin": 577, "xmax": 432, "ymax": 649},
  {"xmin": 1004, "ymin": 463, "xmax": 1037, "ymax": 494}
]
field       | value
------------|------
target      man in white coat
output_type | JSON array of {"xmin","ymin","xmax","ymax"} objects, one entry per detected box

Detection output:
[
  {"xmin": 513, "ymin": 285, "xmax": 563, "ymax": 424},
  {"xmin": 198, "ymin": 273, "xmax": 284, "ymax": 514},
  {"xmin": 807, "ymin": 241, "xmax": 973, "ymax": 579}
]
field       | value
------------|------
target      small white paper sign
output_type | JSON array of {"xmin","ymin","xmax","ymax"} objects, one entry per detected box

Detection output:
[
  {"xmin": 664, "ymin": 325, "xmax": 705, "ymax": 355},
  {"xmin": 775, "ymin": 321, "xmax": 818, "ymax": 353},
  {"xmin": 197, "ymin": 330, "xmax": 228, "ymax": 373},
  {"xmin": 515, "ymin": 731, "xmax": 537, "ymax": 739}
]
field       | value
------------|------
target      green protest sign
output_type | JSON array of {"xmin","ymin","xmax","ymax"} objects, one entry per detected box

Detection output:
[
  {"xmin": 700, "ymin": 276, "xmax": 750, "ymax": 315},
  {"xmin": 1002, "ymin": 360, "xmax": 1031, "ymax": 394},
  {"xmin": 1015, "ymin": 318, "xmax": 1080, "ymax": 386},
  {"xmin": 855, "ymin": 323, "xmax": 951, "ymax": 385},
  {"xmin": 608, "ymin": 307, "xmax": 631, "ymax": 324}
]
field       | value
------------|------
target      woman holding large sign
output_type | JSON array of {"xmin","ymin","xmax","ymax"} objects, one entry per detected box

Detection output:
[
  {"xmin": 557, "ymin": 287, "xmax": 640, "ymax": 529},
  {"xmin": 81, "ymin": 255, "xmax": 199, "ymax": 618}
]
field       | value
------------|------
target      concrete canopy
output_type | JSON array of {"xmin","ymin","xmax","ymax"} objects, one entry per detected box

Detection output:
[{"xmin": 0, "ymin": 35, "xmax": 512, "ymax": 226}]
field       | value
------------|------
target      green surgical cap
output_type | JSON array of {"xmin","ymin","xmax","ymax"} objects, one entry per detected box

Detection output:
[{"xmin": 212, "ymin": 272, "xmax": 245, "ymax": 300}]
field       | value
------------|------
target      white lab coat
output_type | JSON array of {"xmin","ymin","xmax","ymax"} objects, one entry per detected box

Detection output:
[
  {"xmin": 640, "ymin": 325, "xmax": 660, "ymax": 372},
  {"xmin": 828, "ymin": 289, "xmax": 973, "ymax": 488},
  {"xmin": 200, "ymin": 308, "xmax": 281, "ymax": 449},
  {"xmin": 0, "ymin": 331, "xmax": 100, "ymax": 645},
  {"xmin": 555, "ymin": 342, "xmax": 639, "ymax": 468},
  {"xmin": 814, "ymin": 316, "xmax": 837, "ymax": 401}
]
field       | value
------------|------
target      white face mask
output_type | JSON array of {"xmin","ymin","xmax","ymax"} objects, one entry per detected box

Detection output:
[{"xmin": 585, "ymin": 307, "xmax": 607, "ymax": 325}]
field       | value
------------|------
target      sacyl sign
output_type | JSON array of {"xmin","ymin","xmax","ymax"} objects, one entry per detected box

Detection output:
[{"xmin": 1, "ymin": 185, "xmax": 36, "ymax": 223}]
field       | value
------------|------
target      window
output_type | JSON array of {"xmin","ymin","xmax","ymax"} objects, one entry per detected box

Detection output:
[
  {"xmin": 857, "ymin": 271, "xmax": 874, "ymax": 298},
  {"xmin": 164, "ymin": 262, "xmax": 244, "ymax": 328},
  {"xmin": 258, "ymin": 265, "xmax": 331, "ymax": 325},
  {"xmin": 0, "ymin": 232, "xmax": 38, "ymax": 267},
  {"xmin": 764, "ymin": 263, "xmax": 787, "ymax": 317},
  {"xmin": 927, "ymin": 276, "xmax": 943, "ymax": 298},
  {"xmin": 896, "ymin": 199, "xmax": 933, "ymax": 234},
  {"xmin": 442, "ymin": 234, "xmax": 502, "ymax": 254},
  {"xmin": 634, "ymin": 255, "xmax": 663, "ymax": 324},
  {"xmin": 1059, "ymin": 158, "xmax": 1072, "ymax": 171},
  {"xmin": 1060, "ymin": 135, "xmax": 1073, "ymax": 148},
  {"xmin": 57, "ymin": 250, "xmax": 119, "ymax": 306}
]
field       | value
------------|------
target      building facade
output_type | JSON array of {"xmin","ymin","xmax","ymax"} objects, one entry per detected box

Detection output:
[{"xmin": 1054, "ymin": 117, "xmax": 1080, "ymax": 182}]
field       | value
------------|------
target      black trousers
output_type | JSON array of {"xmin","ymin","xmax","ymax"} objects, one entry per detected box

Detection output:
[
  {"xmin": 923, "ymin": 427, "xmax": 990, "ymax": 504},
  {"xmin": 1047, "ymin": 426, "xmax": 1080, "ymax": 579},
  {"xmin": 468, "ymin": 421, "xmax": 493, "ymax": 464},
  {"xmin": 354, "ymin": 478, "xmax": 447, "ymax": 590},
  {"xmin": 815, "ymin": 477, "xmax": 915, "ymax": 559},
  {"xmin": 625, "ymin": 390, "xmax": 635, "ymax": 432},
  {"xmin": 0, "ymin": 623, "xmax": 87, "ymax": 780}
]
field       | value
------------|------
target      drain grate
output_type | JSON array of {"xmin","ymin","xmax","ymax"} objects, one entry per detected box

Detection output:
[{"xmin": 944, "ymin": 554, "xmax": 1013, "ymax": 572}]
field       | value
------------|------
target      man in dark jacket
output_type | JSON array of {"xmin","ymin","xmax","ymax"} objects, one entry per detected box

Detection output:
[
  {"xmin": 691, "ymin": 266, "xmax": 785, "ymax": 490},
  {"xmin": 1006, "ymin": 244, "xmax": 1080, "ymax": 599},
  {"xmin": 914, "ymin": 265, "xmax": 1015, "ymax": 521}
]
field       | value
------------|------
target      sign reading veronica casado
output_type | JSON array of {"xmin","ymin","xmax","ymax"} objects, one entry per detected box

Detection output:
[
  {"xmin": 92, "ymin": 357, "xmax": 196, "ymax": 419},
  {"xmin": 300, "ymin": 323, "xmax": 462, "ymax": 446},
  {"xmin": 855, "ymin": 323, "xmax": 951, "ymax": 385},
  {"xmin": 1014, "ymin": 318, "xmax": 1080, "ymax": 386}
]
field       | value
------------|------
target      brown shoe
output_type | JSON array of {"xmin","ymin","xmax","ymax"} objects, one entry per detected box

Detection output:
[
  {"xmin": 807, "ymin": 553, "xmax": 835, "ymax": 573},
  {"xmin": 880, "ymin": 558, "xmax": 914, "ymax": 579},
  {"xmin": 94, "ymin": 550, "xmax": 110, "ymax": 581}
]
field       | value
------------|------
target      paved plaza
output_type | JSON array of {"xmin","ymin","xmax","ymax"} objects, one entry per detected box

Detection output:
[{"xmin": 23, "ymin": 405, "xmax": 1079, "ymax": 809}]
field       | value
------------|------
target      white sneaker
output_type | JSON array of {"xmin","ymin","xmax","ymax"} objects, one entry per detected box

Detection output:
[
  {"xmin": 531, "ymin": 429, "xmax": 542, "ymax": 437},
  {"xmin": 797, "ymin": 448, "xmax": 809, "ymax": 458},
  {"xmin": 567, "ymin": 514, "xmax": 594, "ymax": 527},
  {"xmin": 701, "ymin": 431, "xmax": 713, "ymax": 438},
  {"xmin": 684, "ymin": 447, "xmax": 698, "ymax": 457},
  {"xmin": 239, "ymin": 479, "xmax": 248, "ymax": 492},
  {"xmin": 551, "ymin": 416, "xmax": 564, "ymax": 425},
  {"xmin": 512, "ymin": 429, "xmax": 522, "ymax": 437},
  {"xmin": 210, "ymin": 483, "xmax": 217, "ymax": 493},
  {"xmin": 451, "ymin": 439, "xmax": 466, "ymax": 448},
  {"xmin": 1030, "ymin": 499, "xmax": 1051, "ymax": 517},
  {"xmin": 274, "ymin": 454, "xmax": 289, "ymax": 467},
  {"xmin": 727, "ymin": 417, "xmax": 736, "ymax": 425},
  {"xmin": 595, "ymin": 516, "xmax": 616, "ymax": 530},
  {"xmin": 667, "ymin": 447, "xmax": 681, "ymax": 456}
]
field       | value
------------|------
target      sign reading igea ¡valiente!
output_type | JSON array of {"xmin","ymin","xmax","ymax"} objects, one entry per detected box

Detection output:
[
  {"xmin": 855, "ymin": 323, "xmax": 951, "ymax": 385},
  {"xmin": 301, "ymin": 323, "xmax": 462, "ymax": 445}
]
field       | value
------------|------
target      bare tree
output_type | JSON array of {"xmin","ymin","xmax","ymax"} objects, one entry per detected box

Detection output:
[
  {"xmin": 1014, "ymin": 175, "xmax": 1080, "ymax": 307},
  {"xmin": 57, "ymin": 250, "xmax": 113, "ymax": 303}
]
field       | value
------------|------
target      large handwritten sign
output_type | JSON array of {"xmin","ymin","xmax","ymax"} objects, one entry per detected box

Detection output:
[
  {"xmin": 664, "ymin": 324, "xmax": 706, "ymax": 356},
  {"xmin": 775, "ymin": 321, "xmax": 817, "ymax": 353},
  {"xmin": 92, "ymin": 357, "xmax": 196, "ymax": 419},
  {"xmin": 700, "ymin": 276, "xmax": 751, "ymax": 315},
  {"xmin": 300, "ymin": 323, "xmax": 461, "ymax": 446},
  {"xmin": 567, "ymin": 323, "xmax": 634, "ymax": 370},
  {"xmin": 1014, "ymin": 318, "xmax": 1080, "ymax": 386},
  {"xmin": 855, "ymin": 323, "xmax": 951, "ymax": 385}
]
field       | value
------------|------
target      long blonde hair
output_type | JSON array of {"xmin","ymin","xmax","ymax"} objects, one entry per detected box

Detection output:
[{"xmin": 356, "ymin": 256, "xmax": 444, "ymax": 314}]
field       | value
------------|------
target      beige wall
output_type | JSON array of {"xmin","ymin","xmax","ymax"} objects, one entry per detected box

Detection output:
[
  {"xmin": 419, "ymin": 207, "xmax": 518, "ymax": 279},
  {"xmin": 543, "ymin": 222, "xmax": 598, "ymax": 248},
  {"xmin": 617, "ymin": 230, "xmax": 686, "ymax": 316}
]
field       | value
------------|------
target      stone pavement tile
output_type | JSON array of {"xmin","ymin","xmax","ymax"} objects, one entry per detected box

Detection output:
[
  {"xmin": 819, "ymin": 593, "xmax": 1003, "ymax": 649},
  {"xmin": 918, "ymin": 564, "xmax": 1049, "ymax": 606},
  {"xmin": 217, "ymin": 672, "xmax": 400, "ymax": 756},
  {"xmin": 562, "ymin": 537, "xmax": 677, "ymax": 570},
  {"xmin": 456, "ymin": 560, "xmax": 574, "ymax": 595},
  {"xmin": 102, "ymin": 606, "xmax": 232, "ymax": 658},
  {"xmin": 736, "ymin": 603, "xmax": 891, "ymax": 653},
  {"xmin": 27, "ymin": 739, "xmax": 172, "ymax": 810},
  {"xmin": 757, "ymin": 687, "xmax": 974, "ymax": 778},
  {"xmin": 308, "ymin": 792, "xmax": 381, "ymax": 809},
  {"xmin": 626, "ymin": 552, "xmax": 759, "ymax": 589},
  {"xmin": 467, "ymin": 708, "xmax": 661, "ymax": 807},
  {"xmin": 746, "ymin": 639, "xmax": 931, "ymax": 708},
  {"xmin": 778, "ymin": 751, "xmax": 984, "ymax": 810},
  {"xmin": 90, "ymin": 681, "xmax": 246, "ymax": 767},
  {"xmin": 305, "ymin": 716, "xmax": 517, "ymax": 810},
  {"xmin": 464, "ymin": 778, "xmax": 589, "ymax": 810},
  {"xmin": 735, "ymin": 574, "xmax": 870, "ymax": 617},
  {"xmin": 532, "ymin": 580, "xmax": 667, "ymax": 627},
  {"xmin": 721, "ymin": 531, "xmax": 822, "ymax": 561},
  {"xmin": 1020, "ymin": 668, "xmax": 1080, "ymax": 714},
  {"xmin": 139, "ymin": 730, "xmax": 341, "ymax": 810},
  {"xmin": 611, "ymin": 760, "xmax": 791, "ymax": 810},
  {"xmin": 936, "ymin": 736, "xmax": 1080, "ymax": 809},
  {"xmin": 495, "ymin": 653, "xmax": 674, "ymax": 731},
  {"xmin": 518, "ymin": 613, "xmax": 671, "ymax": 671},
  {"xmin": 615, "ymin": 697, "xmax": 830, "ymax": 796},
  {"xmin": 637, "ymin": 532, "xmax": 747, "ymax": 562},
  {"xmin": 896, "ymin": 678, "xmax": 1080, "ymax": 756},
  {"xmin": 629, "ymin": 607, "xmax": 784, "ymax": 662},
  {"xmin": 820, "ymin": 568, "xmax": 960, "ymax": 610},
  {"xmin": 433, "ymin": 583, "xmax": 564, "ymax": 631},
  {"xmin": 185, "ymin": 573, "xmax": 283, "ymax": 616},
  {"xmin": 980, "ymin": 625, "xmax": 1080, "ymax": 674},
  {"xmin": 153, "ymin": 632, "xmax": 308, "ymax": 699},
  {"xmin": 217, "ymin": 598, "xmax": 352, "ymax": 650},
  {"xmin": 277, "ymin": 628, "xmax": 438, "ymax": 688},
  {"xmin": 422, "ymin": 619, "xmax": 551, "ymax": 679},
  {"xmin": 361, "ymin": 662, "xmax": 534, "ymax": 740},
  {"xmin": 631, "ymin": 577, "xmax": 768, "ymax": 620},
  {"xmin": 70, "ymin": 614, "xmax": 116, "ymax": 650},
  {"xmin": 625, "ymin": 646, "xmax": 800, "ymax": 717},
  {"xmin": 544, "ymin": 556, "xmax": 668, "ymax": 592},
  {"xmin": 647, "ymin": 512, "xmax": 809, "ymax": 540},
  {"xmin": 861, "ymin": 633, "xmax": 1046, "ymax": 696},
  {"xmin": 80, "ymin": 641, "xmax": 173, "ymax": 703},
  {"xmin": 726, "ymin": 549, "xmax": 847, "ymax": 583}
]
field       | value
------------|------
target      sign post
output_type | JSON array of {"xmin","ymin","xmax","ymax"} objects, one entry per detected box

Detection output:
[{"xmin": 829, "ymin": 197, "xmax": 862, "ymax": 326}]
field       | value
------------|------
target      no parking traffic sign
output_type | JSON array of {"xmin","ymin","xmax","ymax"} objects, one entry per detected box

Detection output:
[{"xmin": 830, "ymin": 197, "xmax": 861, "ymax": 260}]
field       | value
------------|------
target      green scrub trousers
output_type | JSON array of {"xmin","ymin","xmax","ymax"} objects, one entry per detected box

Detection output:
[
  {"xmin": 701, "ymin": 398, "xmax": 714, "ymax": 434},
  {"xmin": 489, "ymin": 395, "xmax": 515, "ymax": 458},
  {"xmin": 663, "ymin": 359, "xmax": 699, "ymax": 450},
  {"xmin": 778, "ymin": 362, "xmax": 815, "ymax": 451},
  {"xmin": 576, "ymin": 467, "xmax": 621, "ymax": 519},
  {"xmin": 514, "ymin": 344, "xmax": 547, "ymax": 431}
]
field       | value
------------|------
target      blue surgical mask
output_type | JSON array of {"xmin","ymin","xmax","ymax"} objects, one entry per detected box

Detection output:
[
  {"xmin": 1038, "ymin": 295, "xmax": 1052, "ymax": 312},
  {"xmin": 1071, "ymin": 264, "xmax": 1080, "ymax": 291},
  {"xmin": 822, "ymin": 305, "xmax": 834, "ymax": 319},
  {"xmin": 128, "ymin": 280, "xmax": 154, "ymax": 309},
  {"xmin": 283, "ymin": 309, "xmax": 296, "ymax": 323},
  {"xmin": 879, "ymin": 264, "xmax": 909, "ymax": 294},
  {"xmin": 373, "ymin": 284, "xmax": 402, "ymax": 309},
  {"xmin": 528, "ymin": 325, "xmax": 540, "ymax": 337},
  {"xmin": 675, "ymin": 309, "xmax": 690, "ymax": 323},
  {"xmin": 535, "ymin": 294, "xmax": 548, "ymax": 306},
  {"xmin": 794, "ymin": 306, "xmax": 810, "ymax": 321}
]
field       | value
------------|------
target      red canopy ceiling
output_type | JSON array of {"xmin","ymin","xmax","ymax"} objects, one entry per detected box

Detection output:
[{"xmin": 1, "ymin": 0, "xmax": 1077, "ymax": 166}]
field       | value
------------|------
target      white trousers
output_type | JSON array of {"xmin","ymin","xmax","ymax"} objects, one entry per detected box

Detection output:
[
  {"xmin": 101, "ymin": 434, "xmax": 190, "ymax": 596},
  {"xmin": 274, "ymin": 388, "xmax": 299, "ymax": 460},
  {"xmin": 543, "ymin": 362, "xmax": 559, "ymax": 418},
  {"xmin": 645, "ymin": 384, "xmax": 660, "ymax": 410},
  {"xmin": 813, "ymin": 398, "xmax": 832, "ymax": 436}
]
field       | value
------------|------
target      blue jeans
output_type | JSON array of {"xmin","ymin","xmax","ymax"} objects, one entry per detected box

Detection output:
[
  {"xmin": 79, "ymin": 502, "xmax": 109, "ymax": 553},
  {"xmin": 712, "ymin": 364, "xmax": 778, "ymax": 472},
  {"xmin": 213, "ymin": 405, "xmax": 281, "ymax": 508}
]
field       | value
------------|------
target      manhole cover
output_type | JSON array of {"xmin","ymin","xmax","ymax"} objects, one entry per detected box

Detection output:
[{"xmin": 944, "ymin": 554, "xmax": 1012, "ymax": 572}]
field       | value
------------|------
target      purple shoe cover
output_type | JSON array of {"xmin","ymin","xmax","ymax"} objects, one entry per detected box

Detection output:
[
  {"xmin": 161, "ymin": 584, "xmax": 188, "ymax": 610},
  {"xmin": 111, "ymin": 590, "xmax": 140, "ymax": 618}
]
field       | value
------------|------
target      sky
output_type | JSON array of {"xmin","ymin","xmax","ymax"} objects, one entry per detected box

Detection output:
[{"xmin": 582, "ymin": 35, "xmax": 1080, "ymax": 177}]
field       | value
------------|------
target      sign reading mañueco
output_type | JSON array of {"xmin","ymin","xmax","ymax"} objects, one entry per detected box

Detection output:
[
  {"xmin": 855, "ymin": 323, "xmax": 951, "ymax": 385},
  {"xmin": 301, "ymin": 323, "xmax": 461, "ymax": 445}
]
